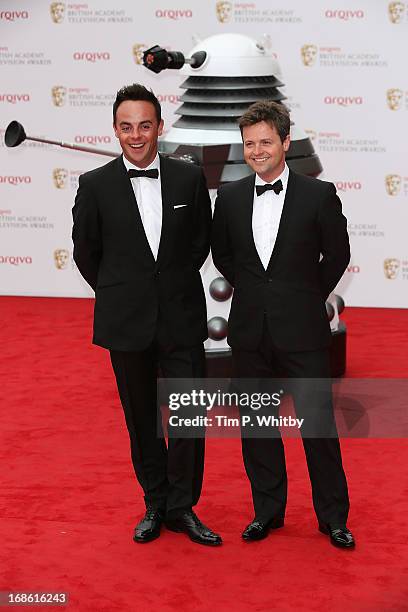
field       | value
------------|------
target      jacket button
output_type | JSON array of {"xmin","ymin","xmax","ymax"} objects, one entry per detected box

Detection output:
[{"xmin": 268, "ymin": 278, "xmax": 273, "ymax": 283}]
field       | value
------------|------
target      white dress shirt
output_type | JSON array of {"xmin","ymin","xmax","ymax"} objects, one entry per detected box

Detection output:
[
  {"xmin": 252, "ymin": 163, "xmax": 289, "ymax": 270},
  {"xmin": 122, "ymin": 153, "xmax": 162, "ymax": 260}
]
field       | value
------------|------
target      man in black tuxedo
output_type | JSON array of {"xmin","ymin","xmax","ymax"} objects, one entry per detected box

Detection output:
[
  {"xmin": 212, "ymin": 100, "xmax": 354, "ymax": 548},
  {"xmin": 72, "ymin": 83, "xmax": 221, "ymax": 546}
]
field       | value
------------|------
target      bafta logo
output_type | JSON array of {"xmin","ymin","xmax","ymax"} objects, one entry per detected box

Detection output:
[
  {"xmin": 132, "ymin": 44, "xmax": 146, "ymax": 65},
  {"xmin": 386, "ymin": 88, "xmax": 403, "ymax": 110},
  {"xmin": 54, "ymin": 249, "xmax": 69, "ymax": 270},
  {"xmin": 388, "ymin": 2, "xmax": 405, "ymax": 23},
  {"xmin": 50, "ymin": 2, "xmax": 65, "ymax": 24},
  {"xmin": 383, "ymin": 258, "xmax": 400, "ymax": 280},
  {"xmin": 301, "ymin": 44, "xmax": 317, "ymax": 67},
  {"xmin": 53, "ymin": 168, "xmax": 68, "ymax": 189},
  {"xmin": 385, "ymin": 174, "xmax": 402, "ymax": 196},
  {"xmin": 216, "ymin": 1, "xmax": 232, "ymax": 23},
  {"xmin": 52, "ymin": 86, "xmax": 67, "ymax": 107}
]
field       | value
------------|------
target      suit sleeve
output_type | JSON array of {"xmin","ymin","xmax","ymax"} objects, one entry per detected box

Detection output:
[
  {"xmin": 318, "ymin": 184, "xmax": 350, "ymax": 300},
  {"xmin": 192, "ymin": 169, "xmax": 212, "ymax": 271},
  {"xmin": 211, "ymin": 188, "xmax": 235, "ymax": 287},
  {"xmin": 72, "ymin": 175, "xmax": 102, "ymax": 291}
]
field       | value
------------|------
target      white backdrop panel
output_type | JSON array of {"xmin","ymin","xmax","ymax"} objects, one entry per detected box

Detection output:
[{"xmin": 0, "ymin": 0, "xmax": 407, "ymax": 307}]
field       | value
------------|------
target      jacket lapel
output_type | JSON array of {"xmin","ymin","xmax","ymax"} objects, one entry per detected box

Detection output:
[{"xmin": 156, "ymin": 154, "xmax": 172, "ymax": 264}]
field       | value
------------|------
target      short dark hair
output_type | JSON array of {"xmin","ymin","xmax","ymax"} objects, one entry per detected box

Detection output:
[
  {"xmin": 238, "ymin": 100, "xmax": 290, "ymax": 142},
  {"xmin": 113, "ymin": 83, "xmax": 161, "ymax": 124}
]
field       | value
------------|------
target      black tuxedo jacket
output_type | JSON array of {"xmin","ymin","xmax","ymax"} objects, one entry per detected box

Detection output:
[
  {"xmin": 72, "ymin": 154, "xmax": 212, "ymax": 351},
  {"xmin": 211, "ymin": 170, "xmax": 350, "ymax": 352}
]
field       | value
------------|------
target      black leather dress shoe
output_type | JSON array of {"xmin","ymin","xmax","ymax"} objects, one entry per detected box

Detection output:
[
  {"xmin": 165, "ymin": 511, "xmax": 222, "ymax": 546},
  {"xmin": 319, "ymin": 523, "xmax": 355, "ymax": 549},
  {"xmin": 242, "ymin": 517, "xmax": 284, "ymax": 541},
  {"xmin": 133, "ymin": 508, "xmax": 164, "ymax": 543}
]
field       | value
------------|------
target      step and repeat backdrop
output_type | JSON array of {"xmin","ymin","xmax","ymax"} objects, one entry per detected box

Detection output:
[{"xmin": 1, "ymin": 0, "xmax": 407, "ymax": 309}]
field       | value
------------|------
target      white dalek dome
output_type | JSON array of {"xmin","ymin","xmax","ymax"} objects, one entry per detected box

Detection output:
[
  {"xmin": 144, "ymin": 33, "xmax": 322, "ymax": 182},
  {"xmin": 180, "ymin": 32, "xmax": 283, "ymax": 78}
]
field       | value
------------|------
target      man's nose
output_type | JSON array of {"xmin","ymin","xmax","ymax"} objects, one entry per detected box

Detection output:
[{"xmin": 130, "ymin": 127, "xmax": 141, "ymax": 139}]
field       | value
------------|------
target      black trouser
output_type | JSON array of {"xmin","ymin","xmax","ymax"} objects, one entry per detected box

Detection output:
[
  {"xmin": 110, "ymin": 339, "xmax": 206, "ymax": 519},
  {"xmin": 232, "ymin": 318, "xmax": 350, "ymax": 528}
]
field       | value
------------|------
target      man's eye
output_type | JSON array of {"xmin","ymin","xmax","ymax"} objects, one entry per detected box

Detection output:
[
  {"xmin": 121, "ymin": 126, "xmax": 131, "ymax": 132},
  {"xmin": 141, "ymin": 124, "xmax": 151, "ymax": 130}
]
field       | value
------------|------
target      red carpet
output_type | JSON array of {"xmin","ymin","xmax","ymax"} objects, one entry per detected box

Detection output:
[{"xmin": 0, "ymin": 298, "xmax": 407, "ymax": 611}]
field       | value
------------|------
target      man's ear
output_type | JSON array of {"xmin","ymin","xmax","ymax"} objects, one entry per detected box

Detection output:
[
  {"xmin": 113, "ymin": 122, "xmax": 118, "ymax": 138},
  {"xmin": 283, "ymin": 134, "xmax": 291, "ymax": 152},
  {"xmin": 158, "ymin": 119, "xmax": 164, "ymax": 137}
]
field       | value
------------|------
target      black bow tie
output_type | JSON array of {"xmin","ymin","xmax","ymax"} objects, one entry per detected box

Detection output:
[
  {"xmin": 256, "ymin": 179, "xmax": 283, "ymax": 197},
  {"xmin": 128, "ymin": 168, "xmax": 159, "ymax": 179}
]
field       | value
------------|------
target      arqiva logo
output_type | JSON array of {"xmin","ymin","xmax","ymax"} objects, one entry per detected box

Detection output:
[
  {"xmin": 157, "ymin": 94, "xmax": 181, "ymax": 104},
  {"xmin": 335, "ymin": 181, "xmax": 362, "ymax": 192},
  {"xmin": 155, "ymin": 9, "xmax": 193, "ymax": 19},
  {"xmin": 324, "ymin": 96, "xmax": 363, "ymax": 106},
  {"xmin": 0, "ymin": 255, "xmax": 32, "ymax": 265},
  {"xmin": 73, "ymin": 52, "xmax": 111, "ymax": 62},
  {"xmin": 0, "ymin": 93, "xmax": 30, "ymax": 103},
  {"xmin": 0, "ymin": 175, "xmax": 31, "ymax": 185},
  {"xmin": 74, "ymin": 135, "xmax": 111, "ymax": 145},
  {"xmin": 325, "ymin": 9, "xmax": 364, "ymax": 20},
  {"xmin": 0, "ymin": 10, "xmax": 29, "ymax": 20}
]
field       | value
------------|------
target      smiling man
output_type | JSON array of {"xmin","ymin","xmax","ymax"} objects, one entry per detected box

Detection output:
[
  {"xmin": 212, "ymin": 100, "xmax": 355, "ymax": 549},
  {"xmin": 72, "ymin": 83, "xmax": 221, "ymax": 546}
]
